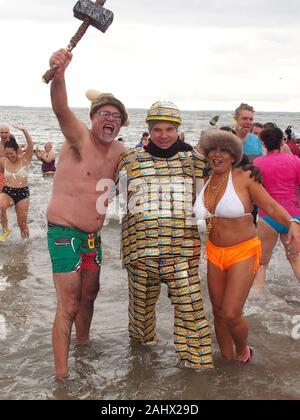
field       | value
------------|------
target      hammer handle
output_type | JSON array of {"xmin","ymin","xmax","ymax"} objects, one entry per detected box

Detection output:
[
  {"xmin": 42, "ymin": 0, "xmax": 107, "ymax": 84},
  {"xmin": 42, "ymin": 20, "xmax": 90, "ymax": 84}
]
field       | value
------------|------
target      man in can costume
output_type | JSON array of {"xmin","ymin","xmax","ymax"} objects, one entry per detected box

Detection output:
[{"xmin": 116, "ymin": 101, "xmax": 213, "ymax": 368}]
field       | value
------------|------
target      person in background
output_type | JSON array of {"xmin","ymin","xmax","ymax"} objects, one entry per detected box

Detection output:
[
  {"xmin": 234, "ymin": 104, "xmax": 263, "ymax": 225},
  {"xmin": 0, "ymin": 124, "xmax": 11, "ymax": 150},
  {"xmin": 264, "ymin": 122, "xmax": 276, "ymax": 129},
  {"xmin": 262, "ymin": 122, "xmax": 291, "ymax": 155},
  {"xmin": 0, "ymin": 124, "xmax": 11, "ymax": 235},
  {"xmin": 117, "ymin": 137, "xmax": 125, "ymax": 144},
  {"xmin": 194, "ymin": 129, "xmax": 300, "ymax": 362},
  {"xmin": 284, "ymin": 126, "xmax": 300, "ymax": 157},
  {"xmin": 1, "ymin": 124, "xmax": 26, "ymax": 153},
  {"xmin": 251, "ymin": 122, "xmax": 264, "ymax": 138},
  {"xmin": 46, "ymin": 48, "xmax": 128, "ymax": 379},
  {"xmin": 0, "ymin": 124, "xmax": 27, "ymax": 234},
  {"xmin": 178, "ymin": 131, "xmax": 185, "ymax": 141},
  {"xmin": 0, "ymin": 124, "xmax": 34, "ymax": 240},
  {"xmin": 35, "ymin": 142, "xmax": 56, "ymax": 177},
  {"xmin": 178, "ymin": 131, "xmax": 193, "ymax": 151},
  {"xmin": 135, "ymin": 131, "xmax": 149, "ymax": 148},
  {"xmin": 0, "ymin": 124, "xmax": 18, "ymax": 152},
  {"xmin": 253, "ymin": 127, "xmax": 300, "ymax": 289},
  {"xmin": 234, "ymin": 103, "xmax": 263, "ymax": 163},
  {"xmin": 295, "ymin": 133, "xmax": 300, "ymax": 153}
]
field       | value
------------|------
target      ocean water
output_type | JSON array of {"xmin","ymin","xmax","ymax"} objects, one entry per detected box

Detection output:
[{"xmin": 0, "ymin": 106, "xmax": 300, "ymax": 401}]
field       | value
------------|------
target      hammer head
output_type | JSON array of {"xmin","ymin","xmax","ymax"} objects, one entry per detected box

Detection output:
[{"xmin": 73, "ymin": 0, "xmax": 114, "ymax": 33}]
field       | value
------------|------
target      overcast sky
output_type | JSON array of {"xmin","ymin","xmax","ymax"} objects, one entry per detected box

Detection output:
[{"xmin": 1, "ymin": 0, "xmax": 300, "ymax": 111}]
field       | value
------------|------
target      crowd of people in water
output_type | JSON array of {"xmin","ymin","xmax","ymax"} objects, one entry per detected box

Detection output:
[{"xmin": 1, "ymin": 54, "xmax": 300, "ymax": 378}]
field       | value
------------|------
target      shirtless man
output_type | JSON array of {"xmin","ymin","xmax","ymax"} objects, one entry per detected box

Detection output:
[
  {"xmin": 47, "ymin": 49, "xmax": 128, "ymax": 379},
  {"xmin": 0, "ymin": 124, "xmax": 10, "ymax": 151}
]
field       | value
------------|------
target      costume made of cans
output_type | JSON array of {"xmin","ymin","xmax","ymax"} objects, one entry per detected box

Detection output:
[{"xmin": 116, "ymin": 146, "xmax": 213, "ymax": 368}]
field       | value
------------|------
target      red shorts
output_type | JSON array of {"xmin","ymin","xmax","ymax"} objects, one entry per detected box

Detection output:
[{"xmin": 76, "ymin": 251, "xmax": 101, "ymax": 273}]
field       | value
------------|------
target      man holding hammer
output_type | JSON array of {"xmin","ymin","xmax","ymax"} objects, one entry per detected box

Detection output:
[{"xmin": 47, "ymin": 47, "xmax": 128, "ymax": 379}]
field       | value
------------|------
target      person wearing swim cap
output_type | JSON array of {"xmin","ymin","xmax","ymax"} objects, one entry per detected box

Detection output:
[
  {"xmin": 116, "ymin": 100, "xmax": 213, "ymax": 369},
  {"xmin": 47, "ymin": 48, "xmax": 129, "ymax": 379}
]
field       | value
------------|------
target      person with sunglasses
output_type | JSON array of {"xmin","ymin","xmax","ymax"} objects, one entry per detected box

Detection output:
[{"xmin": 46, "ymin": 48, "xmax": 129, "ymax": 379}]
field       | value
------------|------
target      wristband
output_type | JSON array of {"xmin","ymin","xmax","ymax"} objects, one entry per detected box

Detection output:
[{"xmin": 289, "ymin": 218, "xmax": 300, "ymax": 225}]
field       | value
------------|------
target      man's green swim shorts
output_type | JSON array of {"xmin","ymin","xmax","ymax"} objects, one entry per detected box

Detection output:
[{"xmin": 47, "ymin": 222, "xmax": 102, "ymax": 273}]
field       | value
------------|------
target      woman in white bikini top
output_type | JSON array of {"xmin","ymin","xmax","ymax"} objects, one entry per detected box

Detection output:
[
  {"xmin": 194, "ymin": 169, "xmax": 252, "ymax": 220},
  {"xmin": 4, "ymin": 158, "xmax": 29, "ymax": 187},
  {"xmin": 0, "ymin": 124, "xmax": 34, "ymax": 239},
  {"xmin": 193, "ymin": 129, "xmax": 300, "ymax": 365}
]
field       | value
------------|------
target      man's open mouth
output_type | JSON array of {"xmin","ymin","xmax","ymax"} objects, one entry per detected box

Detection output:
[{"xmin": 103, "ymin": 124, "xmax": 114, "ymax": 135}]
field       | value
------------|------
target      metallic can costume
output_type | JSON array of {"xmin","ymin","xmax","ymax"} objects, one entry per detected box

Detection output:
[{"xmin": 116, "ymin": 145, "xmax": 213, "ymax": 368}]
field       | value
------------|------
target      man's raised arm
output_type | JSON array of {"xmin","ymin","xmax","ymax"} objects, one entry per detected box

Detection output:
[{"xmin": 50, "ymin": 49, "xmax": 86, "ymax": 144}]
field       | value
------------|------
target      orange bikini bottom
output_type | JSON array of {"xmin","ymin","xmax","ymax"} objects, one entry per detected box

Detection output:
[{"xmin": 206, "ymin": 237, "xmax": 262, "ymax": 273}]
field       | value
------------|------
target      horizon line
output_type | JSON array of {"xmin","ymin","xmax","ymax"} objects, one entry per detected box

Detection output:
[{"xmin": 0, "ymin": 105, "xmax": 299, "ymax": 114}]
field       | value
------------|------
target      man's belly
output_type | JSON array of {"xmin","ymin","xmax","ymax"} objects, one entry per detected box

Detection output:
[{"xmin": 47, "ymin": 194, "xmax": 106, "ymax": 233}]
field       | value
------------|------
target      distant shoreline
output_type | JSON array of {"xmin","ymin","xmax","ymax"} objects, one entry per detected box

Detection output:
[{"xmin": 0, "ymin": 105, "xmax": 299, "ymax": 114}]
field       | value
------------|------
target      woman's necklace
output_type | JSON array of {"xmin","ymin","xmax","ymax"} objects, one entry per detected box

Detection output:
[{"xmin": 205, "ymin": 170, "xmax": 230, "ymax": 240}]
